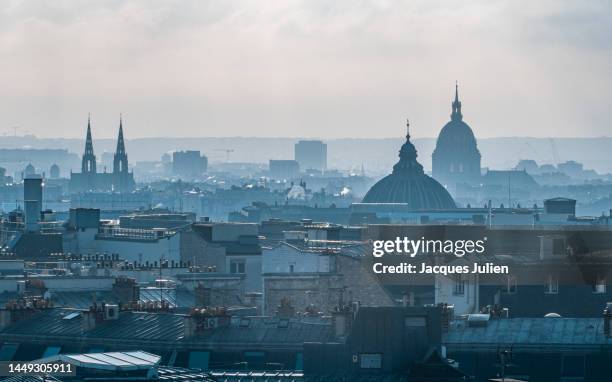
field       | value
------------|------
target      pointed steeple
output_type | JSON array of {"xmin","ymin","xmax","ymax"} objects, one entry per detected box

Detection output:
[
  {"xmin": 116, "ymin": 114, "xmax": 126, "ymax": 156},
  {"xmin": 84, "ymin": 113, "xmax": 94, "ymax": 156},
  {"xmin": 113, "ymin": 114, "xmax": 128, "ymax": 175},
  {"xmin": 451, "ymin": 81, "xmax": 463, "ymax": 121},
  {"xmin": 81, "ymin": 114, "xmax": 97, "ymax": 174}
]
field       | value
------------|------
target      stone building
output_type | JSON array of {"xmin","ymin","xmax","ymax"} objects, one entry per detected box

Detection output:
[{"xmin": 263, "ymin": 242, "xmax": 395, "ymax": 315}]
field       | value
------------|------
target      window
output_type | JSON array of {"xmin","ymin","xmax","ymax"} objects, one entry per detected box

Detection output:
[
  {"xmin": 453, "ymin": 275, "xmax": 465, "ymax": 296},
  {"xmin": 359, "ymin": 354, "xmax": 382, "ymax": 369},
  {"xmin": 545, "ymin": 274, "xmax": 559, "ymax": 294},
  {"xmin": 230, "ymin": 260, "xmax": 245, "ymax": 274},
  {"xmin": 295, "ymin": 352, "xmax": 303, "ymax": 371},
  {"xmin": 505, "ymin": 276, "xmax": 517, "ymax": 294},
  {"xmin": 592, "ymin": 276, "xmax": 606, "ymax": 294},
  {"xmin": 404, "ymin": 316, "xmax": 426, "ymax": 327},
  {"xmin": 289, "ymin": 264, "xmax": 294, "ymax": 273}
]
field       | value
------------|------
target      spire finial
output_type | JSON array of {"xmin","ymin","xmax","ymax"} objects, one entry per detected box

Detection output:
[
  {"xmin": 451, "ymin": 82, "xmax": 463, "ymax": 121},
  {"xmin": 406, "ymin": 118, "xmax": 410, "ymax": 139},
  {"xmin": 455, "ymin": 80, "xmax": 459, "ymax": 102}
]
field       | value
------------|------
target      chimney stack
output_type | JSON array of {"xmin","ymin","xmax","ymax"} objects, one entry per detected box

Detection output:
[{"xmin": 112, "ymin": 277, "xmax": 140, "ymax": 305}]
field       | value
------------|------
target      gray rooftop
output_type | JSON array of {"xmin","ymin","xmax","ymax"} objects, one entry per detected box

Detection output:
[
  {"xmin": 444, "ymin": 317, "xmax": 612, "ymax": 350},
  {"xmin": 0, "ymin": 308, "xmax": 333, "ymax": 349}
]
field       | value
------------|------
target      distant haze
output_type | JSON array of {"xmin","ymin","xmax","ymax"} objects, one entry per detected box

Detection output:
[
  {"xmin": 0, "ymin": 1, "xmax": 611, "ymax": 139},
  {"xmin": 1, "ymin": 136, "xmax": 611, "ymax": 175}
]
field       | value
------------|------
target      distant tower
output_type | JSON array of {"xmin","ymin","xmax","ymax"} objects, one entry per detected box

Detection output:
[
  {"xmin": 112, "ymin": 115, "xmax": 135, "ymax": 192},
  {"xmin": 451, "ymin": 82, "xmax": 462, "ymax": 121},
  {"xmin": 49, "ymin": 164, "xmax": 60, "ymax": 179},
  {"xmin": 81, "ymin": 115, "xmax": 97, "ymax": 174},
  {"xmin": 113, "ymin": 115, "xmax": 128, "ymax": 175},
  {"xmin": 432, "ymin": 83, "xmax": 481, "ymax": 188},
  {"xmin": 24, "ymin": 163, "xmax": 35, "ymax": 178}
]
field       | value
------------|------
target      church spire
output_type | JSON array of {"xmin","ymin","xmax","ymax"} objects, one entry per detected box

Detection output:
[
  {"xmin": 113, "ymin": 114, "xmax": 128, "ymax": 175},
  {"xmin": 451, "ymin": 81, "xmax": 463, "ymax": 121},
  {"xmin": 116, "ymin": 114, "xmax": 125, "ymax": 156},
  {"xmin": 84, "ymin": 114, "xmax": 94, "ymax": 156},
  {"xmin": 82, "ymin": 114, "xmax": 96, "ymax": 174}
]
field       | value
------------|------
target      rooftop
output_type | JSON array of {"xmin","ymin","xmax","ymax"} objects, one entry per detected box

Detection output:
[
  {"xmin": 444, "ymin": 317, "xmax": 612, "ymax": 350},
  {"xmin": 0, "ymin": 308, "xmax": 333, "ymax": 349}
]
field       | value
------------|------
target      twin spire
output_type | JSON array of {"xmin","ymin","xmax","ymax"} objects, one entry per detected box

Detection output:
[{"xmin": 83, "ymin": 114, "xmax": 126, "ymax": 156}]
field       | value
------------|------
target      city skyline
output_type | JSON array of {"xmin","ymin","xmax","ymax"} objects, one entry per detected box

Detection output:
[{"xmin": 0, "ymin": 1, "xmax": 611, "ymax": 139}]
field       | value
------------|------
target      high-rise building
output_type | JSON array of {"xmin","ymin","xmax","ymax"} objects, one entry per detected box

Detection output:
[
  {"xmin": 294, "ymin": 140, "xmax": 327, "ymax": 172},
  {"xmin": 172, "ymin": 150, "xmax": 208, "ymax": 179},
  {"xmin": 269, "ymin": 160, "xmax": 300, "ymax": 180}
]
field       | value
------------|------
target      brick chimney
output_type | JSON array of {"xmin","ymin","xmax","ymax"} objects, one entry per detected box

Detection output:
[
  {"xmin": 184, "ymin": 307, "xmax": 230, "ymax": 338},
  {"xmin": 0, "ymin": 297, "xmax": 53, "ymax": 330},
  {"xmin": 112, "ymin": 277, "xmax": 140, "ymax": 305}
]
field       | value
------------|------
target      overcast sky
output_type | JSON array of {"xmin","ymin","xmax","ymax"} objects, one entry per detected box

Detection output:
[{"xmin": 0, "ymin": 0, "xmax": 610, "ymax": 139}]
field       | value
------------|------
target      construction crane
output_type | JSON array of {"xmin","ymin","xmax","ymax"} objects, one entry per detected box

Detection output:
[{"xmin": 214, "ymin": 149, "xmax": 235, "ymax": 163}]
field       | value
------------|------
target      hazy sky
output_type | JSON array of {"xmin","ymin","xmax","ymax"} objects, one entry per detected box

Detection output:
[{"xmin": 0, "ymin": 0, "xmax": 611, "ymax": 139}]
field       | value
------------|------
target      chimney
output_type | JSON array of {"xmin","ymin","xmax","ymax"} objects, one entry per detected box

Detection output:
[
  {"xmin": 0, "ymin": 297, "xmax": 53, "ymax": 330},
  {"xmin": 332, "ymin": 310, "xmax": 348, "ymax": 339},
  {"xmin": 276, "ymin": 297, "xmax": 295, "ymax": 319},
  {"xmin": 82, "ymin": 310, "xmax": 97, "ymax": 331},
  {"xmin": 245, "ymin": 292, "xmax": 263, "ymax": 314},
  {"xmin": 194, "ymin": 283, "xmax": 211, "ymax": 307},
  {"xmin": 604, "ymin": 302, "xmax": 612, "ymax": 337},
  {"xmin": 112, "ymin": 277, "xmax": 140, "ymax": 305},
  {"xmin": 184, "ymin": 307, "xmax": 230, "ymax": 338}
]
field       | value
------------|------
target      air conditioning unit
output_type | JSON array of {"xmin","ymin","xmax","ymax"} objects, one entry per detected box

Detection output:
[
  {"xmin": 206, "ymin": 317, "xmax": 217, "ymax": 329},
  {"xmin": 104, "ymin": 304, "xmax": 119, "ymax": 320}
]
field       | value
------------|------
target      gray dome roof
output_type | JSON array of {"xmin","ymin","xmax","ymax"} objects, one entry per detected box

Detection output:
[
  {"xmin": 436, "ymin": 119, "xmax": 478, "ymax": 153},
  {"xmin": 362, "ymin": 122, "xmax": 456, "ymax": 209},
  {"xmin": 433, "ymin": 84, "xmax": 480, "ymax": 158}
]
